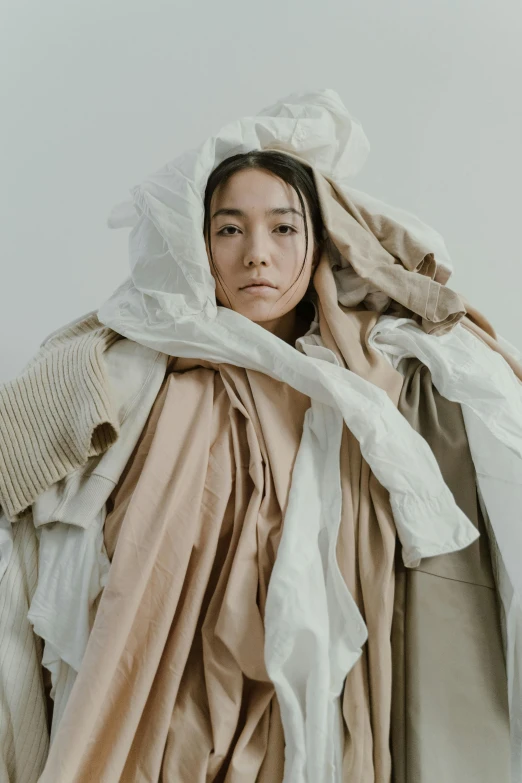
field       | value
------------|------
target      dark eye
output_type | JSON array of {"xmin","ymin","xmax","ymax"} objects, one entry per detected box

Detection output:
[
  {"xmin": 218, "ymin": 226, "xmax": 240, "ymax": 236},
  {"xmin": 276, "ymin": 225, "xmax": 297, "ymax": 235}
]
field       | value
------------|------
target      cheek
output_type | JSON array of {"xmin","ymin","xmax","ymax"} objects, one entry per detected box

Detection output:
[
  {"xmin": 207, "ymin": 244, "xmax": 233, "ymax": 277},
  {"xmin": 211, "ymin": 263, "xmax": 235, "ymax": 295}
]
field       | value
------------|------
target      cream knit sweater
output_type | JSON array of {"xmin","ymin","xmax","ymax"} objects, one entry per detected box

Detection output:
[{"xmin": 0, "ymin": 314, "xmax": 121, "ymax": 521}]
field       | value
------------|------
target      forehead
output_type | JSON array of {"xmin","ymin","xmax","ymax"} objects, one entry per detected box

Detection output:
[{"xmin": 212, "ymin": 168, "xmax": 301, "ymax": 210}]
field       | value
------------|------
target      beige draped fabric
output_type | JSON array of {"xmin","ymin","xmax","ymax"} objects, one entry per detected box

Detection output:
[
  {"xmin": 0, "ymin": 117, "xmax": 513, "ymax": 781},
  {"xmin": 37, "ymin": 253, "xmax": 513, "ymax": 781},
  {"xmin": 39, "ymin": 255, "xmax": 405, "ymax": 783}
]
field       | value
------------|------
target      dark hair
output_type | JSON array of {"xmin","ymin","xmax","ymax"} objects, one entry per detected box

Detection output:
[{"xmin": 203, "ymin": 150, "xmax": 325, "ymax": 307}]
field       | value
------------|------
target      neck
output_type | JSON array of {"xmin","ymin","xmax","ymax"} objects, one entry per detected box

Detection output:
[{"xmin": 255, "ymin": 306, "xmax": 310, "ymax": 347}]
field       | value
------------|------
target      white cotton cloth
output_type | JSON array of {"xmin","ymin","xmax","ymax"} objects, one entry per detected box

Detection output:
[
  {"xmin": 0, "ymin": 515, "xmax": 49, "ymax": 783},
  {"xmin": 96, "ymin": 88, "xmax": 478, "ymax": 782},
  {"xmin": 28, "ymin": 339, "xmax": 167, "ymax": 741},
  {"xmin": 270, "ymin": 321, "xmax": 366, "ymax": 782},
  {"xmin": 368, "ymin": 314, "xmax": 522, "ymax": 782},
  {"xmin": 28, "ymin": 511, "xmax": 109, "ymax": 742}
]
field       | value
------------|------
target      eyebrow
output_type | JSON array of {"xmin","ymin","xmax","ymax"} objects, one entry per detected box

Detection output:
[{"xmin": 211, "ymin": 206, "xmax": 304, "ymax": 221}]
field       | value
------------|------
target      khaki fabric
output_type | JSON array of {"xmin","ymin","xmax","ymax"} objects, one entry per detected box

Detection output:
[
  {"xmin": 393, "ymin": 359, "xmax": 510, "ymax": 783},
  {"xmin": 39, "ymin": 364, "xmax": 394, "ymax": 783}
]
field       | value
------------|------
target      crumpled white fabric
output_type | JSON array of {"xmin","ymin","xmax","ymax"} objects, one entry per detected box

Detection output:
[
  {"xmin": 368, "ymin": 314, "xmax": 522, "ymax": 782},
  {"xmin": 0, "ymin": 515, "xmax": 49, "ymax": 782},
  {"xmin": 267, "ymin": 329, "xmax": 365, "ymax": 782},
  {"xmin": 28, "ymin": 513, "xmax": 110, "ymax": 741},
  {"xmin": 368, "ymin": 315, "xmax": 522, "ymax": 595},
  {"xmin": 98, "ymin": 88, "xmax": 476, "ymax": 782}
]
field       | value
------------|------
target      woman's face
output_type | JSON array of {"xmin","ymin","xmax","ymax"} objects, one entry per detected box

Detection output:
[{"xmin": 205, "ymin": 168, "xmax": 319, "ymax": 333}]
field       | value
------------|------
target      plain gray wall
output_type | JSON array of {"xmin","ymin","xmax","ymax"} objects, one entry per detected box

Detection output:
[{"xmin": 2, "ymin": 0, "xmax": 521, "ymax": 382}]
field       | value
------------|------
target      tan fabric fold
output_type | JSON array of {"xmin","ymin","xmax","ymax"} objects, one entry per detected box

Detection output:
[
  {"xmin": 460, "ymin": 297, "xmax": 498, "ymax": 338},
  {"xmin": 40, "ymin": 365, "xmax": 305, "ymax": 782},
  {"xmin": 269, "ymin": 149, "xmax": 467, "ymax": 335},
  {"xmin": 392, "ymin": 358, "xmax": 510, "ymax": 783},
  {"xmin": 312, "ymin": 252, "xmax": 404, "ymax": 402},
  {"xmin": 336, "ymin": 426, "xmax": 397, "ymax": 782}
]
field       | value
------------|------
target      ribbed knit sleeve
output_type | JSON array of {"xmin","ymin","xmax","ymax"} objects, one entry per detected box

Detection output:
[{"xmin": 0, "ymin": 315, "xmax": 122, "ymax": 521}]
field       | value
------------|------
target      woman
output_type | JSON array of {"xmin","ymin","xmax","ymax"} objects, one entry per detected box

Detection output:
[
  {"xmin": 203, "ymin": 150, "xmax": 323, "ymax": 346},
  {"xmin": 0, "ymin": 90, "xmax": 517, "ymax": 782}
]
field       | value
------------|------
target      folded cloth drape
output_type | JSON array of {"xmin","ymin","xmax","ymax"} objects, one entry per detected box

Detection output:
[
  {"xmin": 37, "ymin": 247, "xmax": 479, "ymax": 783},
  {"xmin": 38, "ymin": 342, "xmax": 401, "ymax": 783},
  {"xmin": 0, "ymin": 87, "xmax": 485, "ymax": 783},
  {"xmin": 40, "ymin": 294, "xmax": 513, "ymax": 782}
]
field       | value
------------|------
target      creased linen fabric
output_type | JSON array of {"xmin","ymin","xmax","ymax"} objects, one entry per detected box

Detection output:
[
  {"xmin": 39, "ymin": 285, "xmax": 477, "ymax": 783},
  {"xmin": 97, "ymin": 243, "xmax": 480, "ymax": 779},
  {"xmin": 39, "ymin": 348, "xmax": 399, "ymax": 782}
]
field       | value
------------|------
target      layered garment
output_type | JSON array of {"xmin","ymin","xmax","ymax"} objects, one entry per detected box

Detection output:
[
  {"xmin": 38, "ymin": 306, "xmax": 510, "ymax": 782},
  {"xmin": 0, "ymin": 88, "xmax": 518, "ymax": 782},
  {"xmin": 38, "ymin": 292, "xmax": 408, "ymax": 782}
]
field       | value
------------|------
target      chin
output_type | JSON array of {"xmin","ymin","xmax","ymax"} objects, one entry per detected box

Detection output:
[{"xmin": 238, "ymin": 305, "xmax": 279, "ymax": 324}]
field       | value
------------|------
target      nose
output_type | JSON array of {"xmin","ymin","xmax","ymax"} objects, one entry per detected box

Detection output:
[
  {"xmin": 244, "ymin": 251, "xmax": 271, "ymax": 268},
  {"xmin": 243, "ymin": 233, "xmax": 271, "ymax": 268}
]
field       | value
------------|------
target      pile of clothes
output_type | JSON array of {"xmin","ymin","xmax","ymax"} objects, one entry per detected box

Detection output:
[{"xmin": 0, "ymin": 88, "xmax": 520, "ymax": 783}]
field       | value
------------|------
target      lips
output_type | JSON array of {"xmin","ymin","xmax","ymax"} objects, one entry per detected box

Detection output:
[
  {"xmin": 241, "ymin": 284, "xmax": 277, "ymax": 296},
  {"xmin": 240, "ymin": 279, "xmax": 276, "ymax": 290}
]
